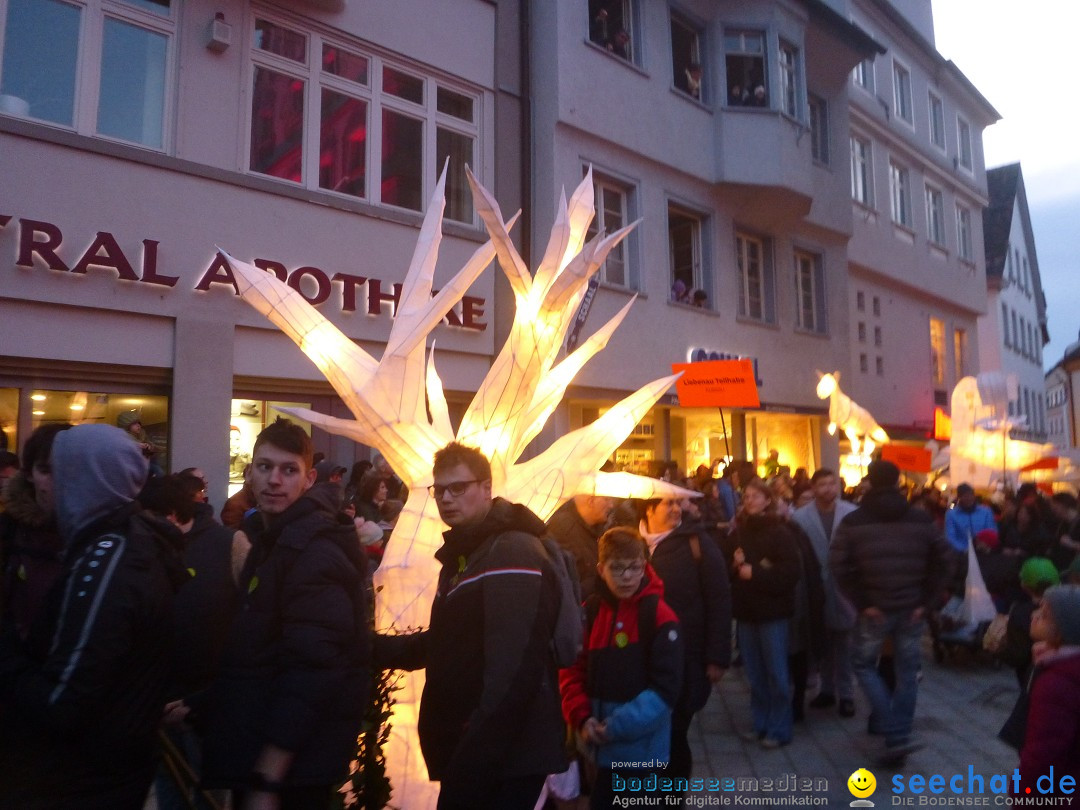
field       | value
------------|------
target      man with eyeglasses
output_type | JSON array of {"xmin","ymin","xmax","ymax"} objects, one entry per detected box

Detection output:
[{"xmin": 375, "ymin": 441, "xmax": 565, "ymax": 810}]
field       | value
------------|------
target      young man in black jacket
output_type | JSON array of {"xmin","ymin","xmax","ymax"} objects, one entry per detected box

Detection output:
[
  {"xmin": 375, "ymin": 442, "xmax": 566, "ymax": 810},
  {"xmin": 196, "ymin": 418, "xmax": 371, "ymax": 810},
  {"xmin": 0, "ymin": 423, "xmax": 186, "ymax": 809}
]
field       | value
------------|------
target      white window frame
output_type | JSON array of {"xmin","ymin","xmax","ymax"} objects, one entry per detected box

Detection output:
[
  {"xmin": 892, "ymin": 59, "xmax": 913, "ymax": 125},
  {"xmin": 889, "ymin": 160, "xmax": 911, "ymax": 227},
  {"xmin": 669, "ymin": 205, "xmax": 705, "ymax": 299},
  {"xmin": 670, "ymin": 10, "xmax": 704, "ymax": 100},
  {"xmin": 925, "ymin": 184, "xmax": 945, "ymax": 246},
  {"xmin": 852, "ymin": 58, "xmax": 874, "ymax": 93},
  {"xmin": 778, "ymin": 39, "xmax": 800, "ymax": 119},
  {"xmin": 245, "ymin": 12, "xmax": 482, "ymax": 223},
  {"xmin": 850, "ymin": 135, "xmax": 873, "ymax": 206},
  {"xmin": 956, "ymin": 115, "xmax": 973, "ymax": 172},
  {"xmin": 793, "ymin": 248, "xmax": 826, "ymax": 334},
  {"xmin": 585, "ymin": 171, "xmax": 634, "ymax": 289},
  {"xmin": 956, "ymin": 205, "xmax": 973, "ymax": 261},
  {"xmin": 0, "ymin": 0, "xmax": 177, "ymax": 151},
  {"xmin": 928, "ymin": 90, "xmax": 945, "ymax": 150},
  {"xmin": 735, "ymin": 230, "xmax": 774, "ymax": 323},
  {"xmin": 588, "ymin": 0, "xmax": 638, "ymax": 65},
  {"xmin": 809, "ymin": 93, "xmax": 828, "ymax": 164}
]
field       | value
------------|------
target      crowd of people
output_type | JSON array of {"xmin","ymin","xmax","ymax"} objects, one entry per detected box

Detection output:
[{"xmin": 2, "ymin": 420, "xmax": 1080, "ymax": 809}]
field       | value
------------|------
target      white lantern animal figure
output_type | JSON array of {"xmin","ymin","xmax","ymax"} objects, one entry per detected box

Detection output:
[
  {"xmin": 222, "ymin": 165, "xmax": 691, "ymax": 808},
  {"xmin": 815, "ymin": 371, "xmax": 889, "ymax": 458}
]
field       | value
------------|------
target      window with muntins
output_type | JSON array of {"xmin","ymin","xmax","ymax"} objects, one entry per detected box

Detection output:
[
  {"xmin": 724, "ymin": 29, "xmax": 766, "ymax": 107},
  {"xmin": 794, "ymin": 249, "xmax": 826, "ymax": 334},
  {"xmin": 585, "ymin": 173, "xmax": 632, "ymax": 288},
  {"xmin": 925, "ymin": 185, "xmax": 945, "ymax": 245},
  {"xmin": 247, "ymin": 16, "xmax": 480, "ymax": 223},
  {"xmin": 671, "ymin": 12, "xmax": 703, "ymax": 100},
  {"xmin": 850, "ymin": 136, "xmax": 872, "ymax": 205},
  {"xmin": 778, "ymin": 40, "xmax": 799, "ymax": 118},
  {"xmin": 589, "ymin": 0, "xmax": 635, "ymax": 63},
  {"xmin": 893, "ymin": 61, "xmax": 912, "ymax": 124},
  {"xmin": 736, "ymin": 231, "xmax": 774, "ymax": 322},
  {"xmin": 0, "ymin": 0, "xmax": 175, "ymax": 149},
  {"xmin": 930, "ymin": 317, "xmax": 946, "ymax": 387},
  {"xmin": 928, "ymin": 91, "xmax": 945, "ymax": 149},
  {"xmin": 889, "ymin": 161, "xmax": 911, "ymax": 227},
  {"xmin": 957, "ymin": 116, "xmax": 973, "ymax": 171},
  {"xmin": 956, "ymin": 205, "xmax": 973, "ymax": 261},
  {"xmin": 809, "ymin": 94, "xmax": 828, "ymax": 164}
]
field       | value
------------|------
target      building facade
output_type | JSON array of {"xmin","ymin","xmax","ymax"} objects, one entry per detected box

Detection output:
[
  {"xmin": 978, "ymin": 162, "xmax": 1049, "ymax": 439},
  {"xmin": 841, "ymin": 0, "xmax": 999, "ymax": 441},
  {"xmin": 0, "ymin": 0, "xmax": 521, "ymax": 504}
]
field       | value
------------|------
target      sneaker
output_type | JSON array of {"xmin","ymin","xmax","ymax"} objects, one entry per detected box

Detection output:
[
  {"xmin": 876, "ymin": 739, "xmax": 924, "ymax": 766},
  {"xmin": 809, "ymin": 693, "xmax": 836, "ymax": 709},
  {"xmin": 760, "ymin": 737, "xmax": 791, "ymax": 749},
  {"xmin": 839, "ymin": 699, "xmax": 856, "ymax": 717}
]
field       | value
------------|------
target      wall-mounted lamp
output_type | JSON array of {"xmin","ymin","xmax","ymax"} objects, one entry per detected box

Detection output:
[{"xmin": 207, "ymin": 12, "xmax": 231, "ymax": 53}]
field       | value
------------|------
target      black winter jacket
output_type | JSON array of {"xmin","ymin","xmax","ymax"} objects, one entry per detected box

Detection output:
[
  {"xmin": 0, "ymin": 503, "xmax": 186, "ymax": 809},
  {"xmin": 200, "ymin": 487, "xmax": 370, "ymax": 789},
  {"xmin": 374, "ymin": 498, "xmax": 566, "ymax": 799},
  {"xmin": 830, "ymin": 487, "xmax": 953, "ymax": 613},
  {"xmin": 649, "ymin": 521, "xmax": 732, "ymax": 713},
  {"xmin": 547, "ymin": 499, "xmax": 604, "ymax": 599},
  {"xmin": 721, "ymin": 514, "xmax": 801, "ymax": 624}
]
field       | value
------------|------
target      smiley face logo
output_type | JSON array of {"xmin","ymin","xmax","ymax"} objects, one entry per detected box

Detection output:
[{"xmin": 847, "ymin": 768, "xmax": 877, "ymax": 798}]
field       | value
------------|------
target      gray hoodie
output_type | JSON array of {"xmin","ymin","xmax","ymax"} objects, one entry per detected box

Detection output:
[{"xmin": 52, "ymin": 423, "xmax": 148, "ymax": 541}]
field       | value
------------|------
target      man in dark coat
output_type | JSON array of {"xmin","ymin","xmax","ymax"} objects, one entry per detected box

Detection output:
[
  {"xmin": 830, "ymin": 460, "xmax": 952, "ymax": 766},
  {"xmin": 375, "ymin": 442, "xmax": 565, "ymax": 810},
  {"xmin": 0, "ymin": 423, "xmax": 186, "ymax": 809},
  {"xmin": 196, "ymin": 418, "xmax": 371, "ymax": 810},
  {"xmin": 546, "ymin": 493, "xmax": 614, "ymax": 599}
]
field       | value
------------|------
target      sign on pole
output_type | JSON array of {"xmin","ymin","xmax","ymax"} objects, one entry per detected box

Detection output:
[{"xmin": 671, "ymin": 359, "xmax": 761, "ymax": 408}]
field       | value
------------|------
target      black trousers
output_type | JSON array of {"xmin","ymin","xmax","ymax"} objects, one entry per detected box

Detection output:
[{"xmin": 436, "ymin": 772, "xmax": 547, "ymax": 810}]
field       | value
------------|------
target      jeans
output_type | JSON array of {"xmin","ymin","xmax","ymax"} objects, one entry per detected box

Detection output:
[
  {"xmin": 820, "ymin": 628, "xmax": 855, "ymax": 701},
  {"xmin": 737, "ymin": 619, "xmax": 793, "ymax": 743},
  {"xmin": 852, "ymin": 611, "xmax": 925, "ymax": 746}
]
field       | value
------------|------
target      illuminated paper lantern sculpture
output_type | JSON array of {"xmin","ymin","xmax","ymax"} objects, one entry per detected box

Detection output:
[
  {"xmin": 815, "ymin": 371, "xmax": 889, "ymax": 487},
  {"xmin": 222, "ymin": 165, "xmax": 681, "ymax": 808},
  {"xmin": 950, "ymin": 374, "xmax": 1053, "ymax": 489}
]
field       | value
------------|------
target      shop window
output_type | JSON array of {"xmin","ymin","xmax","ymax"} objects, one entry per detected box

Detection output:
[
  {"xmin": 671, "ymin": 11, "xmax": 704, "ymax": 100},
  {"xmin": 0, "ymin": 0, "xmax": 174, "ymax": 149},
  {"xmin": 850, "ymin": 135, "xmax": 872, "ymax": 206},
  {"xmin": 793, "ymin": 249, "xmax": 826, "ymax": 334},
  {"xmin": 809, "ymin": 94, "xmax": 828, "ymax": 164},
  {"xmin": 588, "ymin": 0, "xmax": 636, "ymax": 63},
  {"xmin": 585, "ymin": 171, "xmax": 634, "ymax": 288},
  {"xmin": 724, "ymin": 29, "xmax": 766, "ymax": 107},
  {"xmin": 668, "ymin": 206, "xmax": 706, "ymax": 305},
  {"xmin": 229, "ymin": 399, "xmax": 312, "ymax": 494},
  {"xmin": 247, "ymin": 15, "xmax": 479, "ymax": 223},
  {"xmin": 736, "ymin": 230, "xmax": 774, "ymax": 323},
  {"xmin": 0, "ymin": 388, "xmax": 17, "ymax": 452}
]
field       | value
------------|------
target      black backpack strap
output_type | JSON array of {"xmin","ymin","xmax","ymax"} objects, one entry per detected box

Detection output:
[{"xmin": 637, "ymin": 592, "xmax": 661, "ymax": 653}]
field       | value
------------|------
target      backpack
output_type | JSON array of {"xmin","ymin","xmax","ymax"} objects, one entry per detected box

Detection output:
[{"xmin": 539, "ymin": 535, "xmax": 585, "ymax": 668}]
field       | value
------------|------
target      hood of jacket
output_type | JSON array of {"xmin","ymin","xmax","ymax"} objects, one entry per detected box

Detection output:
[
  {"xmin": 1, "ymin": 470, "xmax": 52, "ymax": 528},
  {"xmin": 52, "ymin": 424, "xmax": 148, "ymax": 541},
  {"xmin": 857, "ymin": 486, "xmax": 911, "ymax": 523},
  {"xmin": 438, "ymin": 496, "xmax": 547, "ymax": 562}
]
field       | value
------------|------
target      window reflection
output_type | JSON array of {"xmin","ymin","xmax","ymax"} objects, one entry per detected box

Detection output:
[
  {"xmin": 98, "ymin": 18, "xmax": 167, "ymax": 148},
  {"xmin": 436, "ymin": 128, "xmax": 473, "ymax": 223},
  {"xmin": 320, "ymin": 89, "xmax": 367, "ymax": 197},
  {"xmin": 436, "ymin": 87, "xmax": 473, "ymax": 121},
  {"xmin": 0, "ymin": 0, "xmax": 80, "ymax": 125},
  {"xmin": 323, "ymin": 45, "xmax": 368, "ymax": 85},
  {"xmin": 381, "ymin": 108, "xmax": 423, "ymax": 210},
  {"xmin": 254, "ymin": 19, "xmax": 307, "ymax": 63},
  {"xmin": 383, "ymin": 67, "xmax": 424, "ymax": 104},
  {"xmin": 250, "ymin": 67, "xmax": 305, "ymax": 182}
]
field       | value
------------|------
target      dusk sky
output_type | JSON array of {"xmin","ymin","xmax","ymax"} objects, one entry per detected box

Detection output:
[{"xmin": 933, "ymin": 1, "xmax": 1080, "ymax": 370}]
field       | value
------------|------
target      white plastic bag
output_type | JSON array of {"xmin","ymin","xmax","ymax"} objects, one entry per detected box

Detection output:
[
  {"xmin": 534, "ymin": 761, "xmax": 581, "ymax": 808},
  {"xmin": 960, "ymin": 541, "xmax": 997, "ymax": 626}
]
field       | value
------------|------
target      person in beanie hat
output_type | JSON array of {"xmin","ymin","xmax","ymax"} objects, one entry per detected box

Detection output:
[
  {"xmin": 945, "ymin": 483, "xmax": 996, "ymax": 554},
  {"xmin": 1016, "ymin": 584, "xmax": 1080, "ymax": 796},
  {"xmin": 830, "ymin": 459, "xmax": 953, "ymax": 765}
]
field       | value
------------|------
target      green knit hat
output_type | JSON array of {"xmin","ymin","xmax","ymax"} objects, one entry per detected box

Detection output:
[{"xmin": 1020, "ymin": 557, "xmax": 1060, "ymax": 591}]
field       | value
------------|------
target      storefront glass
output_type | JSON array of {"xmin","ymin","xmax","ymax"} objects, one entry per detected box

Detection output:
[
  {"xmin": 745, "ymin": 412, "xmax": 816, "ymax": 478},
  {"xmin": 229, "ymin": 399, "xmax": 312, "ymax": 495},
  {"xmin": 0, "ymin": 388, "xmax": 17, "ymax": 452}
]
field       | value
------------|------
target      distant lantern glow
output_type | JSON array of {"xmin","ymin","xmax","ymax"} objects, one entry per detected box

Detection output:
[
  {"xmin": 816, "ymin": 371, "xmax": 889, "ymax": 487},
  {"xmin": 224, "ymin": 165, "xmax": 681, "ymax": 809}
]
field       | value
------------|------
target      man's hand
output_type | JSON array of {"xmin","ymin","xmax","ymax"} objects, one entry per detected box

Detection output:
[
  {"xmin": 706, "ymin": 664, "xmax": 726, "ymax": 685},
  {"xmin": 738, "ymin": 563, "xmax": 753, "ymax": 580},
  {"xmin": 580, "ymin": 716, "xmax": 608, "ymax": 745}
]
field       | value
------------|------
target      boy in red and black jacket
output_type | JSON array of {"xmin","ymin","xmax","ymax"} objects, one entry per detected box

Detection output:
[{"xmin": 560, "ymin": 526, "xmax": 684, "ymax": 809}]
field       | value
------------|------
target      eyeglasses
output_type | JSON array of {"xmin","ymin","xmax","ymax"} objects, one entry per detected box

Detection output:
[
  {"xmin": 606, "ymin": 562, "xmax": 646, "ymax": 577},
  {"xmin": 428, "ymin": 479, "xmax": 482, "ymax": 499}
]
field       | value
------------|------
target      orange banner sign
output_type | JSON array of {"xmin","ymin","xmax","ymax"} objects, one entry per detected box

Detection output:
[
  {"xmin": 671, "ymin": 359, "xmax": 761, "ymax": 408},
  {"xmin": 881, "ymin": 444, "xmax": 932, "ymax": 473}
]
